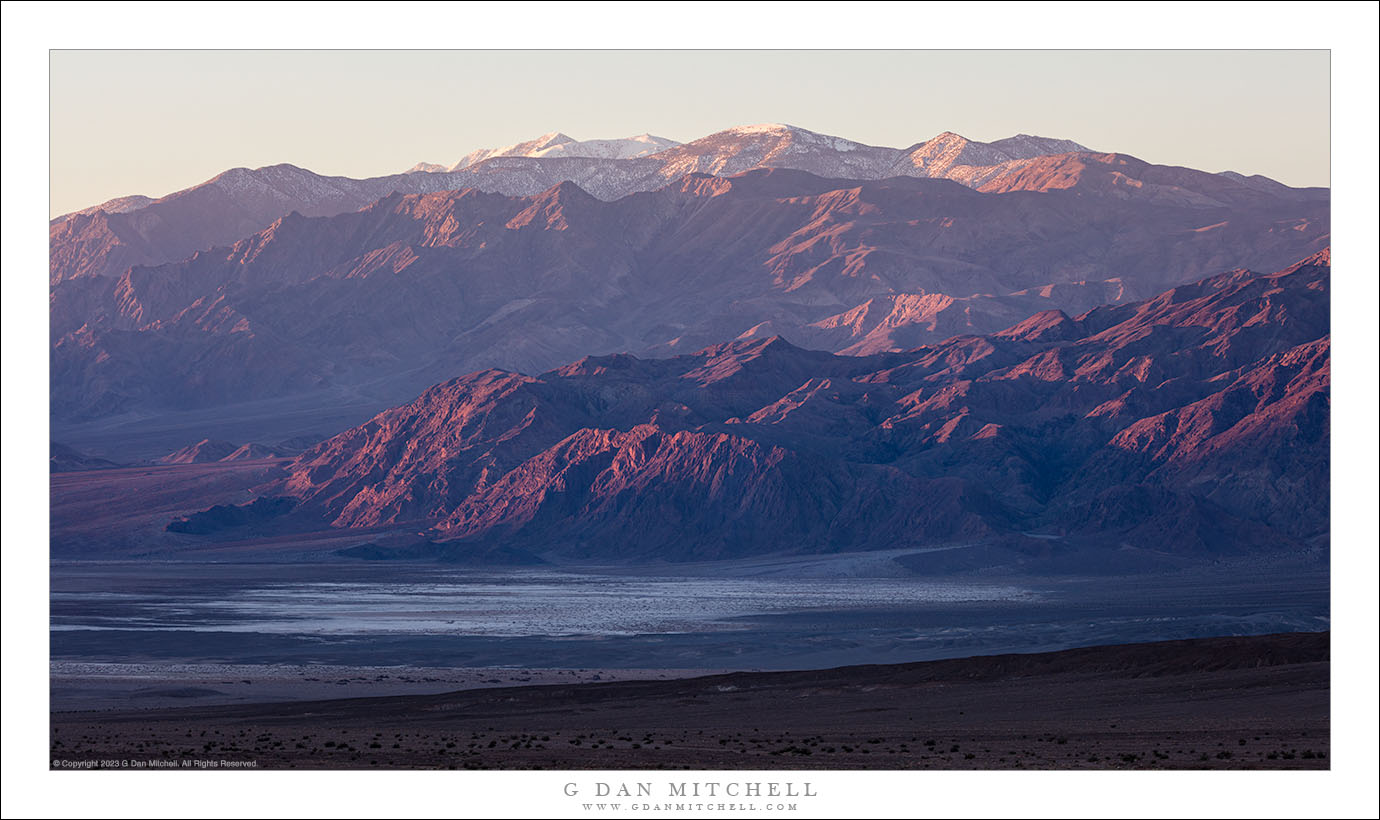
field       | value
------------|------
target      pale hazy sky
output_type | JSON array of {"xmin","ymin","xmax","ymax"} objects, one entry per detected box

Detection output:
[{"xmin": 49, "ymin": 50, "xmax": 1329, "ymax": 217}]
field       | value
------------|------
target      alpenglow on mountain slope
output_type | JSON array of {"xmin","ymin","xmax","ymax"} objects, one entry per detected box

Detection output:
[
  {"xmin": 266, "ymin": 251, "xmax": 1329, "ymax": 564},
  {"xmin": 51, "ymin": 158, "xmax": 1327, "ymax": 429}
]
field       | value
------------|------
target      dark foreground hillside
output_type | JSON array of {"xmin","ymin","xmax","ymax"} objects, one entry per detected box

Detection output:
[{"xmin": 51, "ymin": 632, "xmax": 1328, "ymax": 770}]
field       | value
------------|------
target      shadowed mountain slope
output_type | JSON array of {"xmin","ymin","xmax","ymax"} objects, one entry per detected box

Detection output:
[
  {"xmin": 51, "ymin": 168, "xmax": 1328, "ymax": 426},
  {"xmin": 272, "ymin": 252, "xmax": 1329, "ymax": 562}
]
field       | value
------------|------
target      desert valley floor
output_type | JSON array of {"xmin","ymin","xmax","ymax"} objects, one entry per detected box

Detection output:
[{"xmin": 51, "ymin": 632, "xmax": 1328, "ymax": 770}]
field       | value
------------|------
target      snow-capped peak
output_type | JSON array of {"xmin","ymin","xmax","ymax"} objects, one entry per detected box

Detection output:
[
  {"xmin": 530, "ymin": 133, "xmax": 682, "ymax": 161},
  {"xmin": 406, "ymin": 162, "xmax": 448, "ymax": 175},
  {"xmin": 439, "ymin": 131, "xmax": 682, "ymax": 171},
  {"xmin": 896, "ymin": 131, "xmax": 1091, "ymax": 178},
  {"xmin": 447, "ymin": 132, "xmax": 578, "ymax": 171},
  {"xmin": 988, "ymin": 134, "xmax": 1090, "ymax": 158},
  {"xmin": 724, "ymin": 123, "xmax": 796, "ymax": 135}
]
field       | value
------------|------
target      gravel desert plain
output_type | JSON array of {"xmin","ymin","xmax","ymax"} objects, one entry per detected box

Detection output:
[{"xmin": 52, "ymin": 633, "xmax": 1328, "ymax": 770}]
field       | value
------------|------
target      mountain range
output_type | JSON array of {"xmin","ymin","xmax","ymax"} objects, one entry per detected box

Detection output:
[
  {"xmin": 46, "ymin": 122, "xmax": 1331, "ymax": 567},
  {"xmin": 50, "ymin": 125, "xmax": 1328, "ymax": 436},
  {"xmin": 266, "ymin": 250, "xmax": 1328, "ymax": 563},
  {"xmin": 50, "ymin": 124, "xmax": 1326, "ymax": 284}
]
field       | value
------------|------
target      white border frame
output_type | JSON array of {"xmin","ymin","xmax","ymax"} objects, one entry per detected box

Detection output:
[{"xmin": 4, "ymin": 3, "xmax": 1377, "ymax": 818}]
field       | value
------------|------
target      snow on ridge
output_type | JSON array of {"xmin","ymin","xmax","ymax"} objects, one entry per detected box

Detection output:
[
  {"xmin": 724, "ymin": 122, "xmax": 795, "ymax": 135},
  {"xmin": 449, "ymin": 131, "xmax": 578, "ymax": 171},
  {"xmin": 52, "ymin": 194, "xmax": 156, "ymax": 223},
  {"xmin": 719, "ymin": 123, "xmax": 870, "ymax": 149},
  {"xmin": 989, "ymin": 134, "xmax": 1091, "ymax": 158},
  {"xmin": 532, "ymin": 134, "xmax": 682, "ymax": 161},
  {"xmin": 894, "ymin": 131, "xmax": 1095, "ymax": 180},
  {"xmin": 444, "ymin": 131, "xmax": 683, "ymax": 171}
]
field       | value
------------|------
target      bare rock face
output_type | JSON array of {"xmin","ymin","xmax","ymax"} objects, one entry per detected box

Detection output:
[
  {"xmin": 158, "ymin": 438, "xmax": 290, "ymax": 464},
  {"xmin": 274, "ymin": 253, "xmax": 1329, "ymax": 561},
  {"xmin": 159, "ymin": 439, "xmax": 240, "ymax": 464},
  {"xmin": 51, "ymin": 164, "xmax": 1327, "ymax": 424}
]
